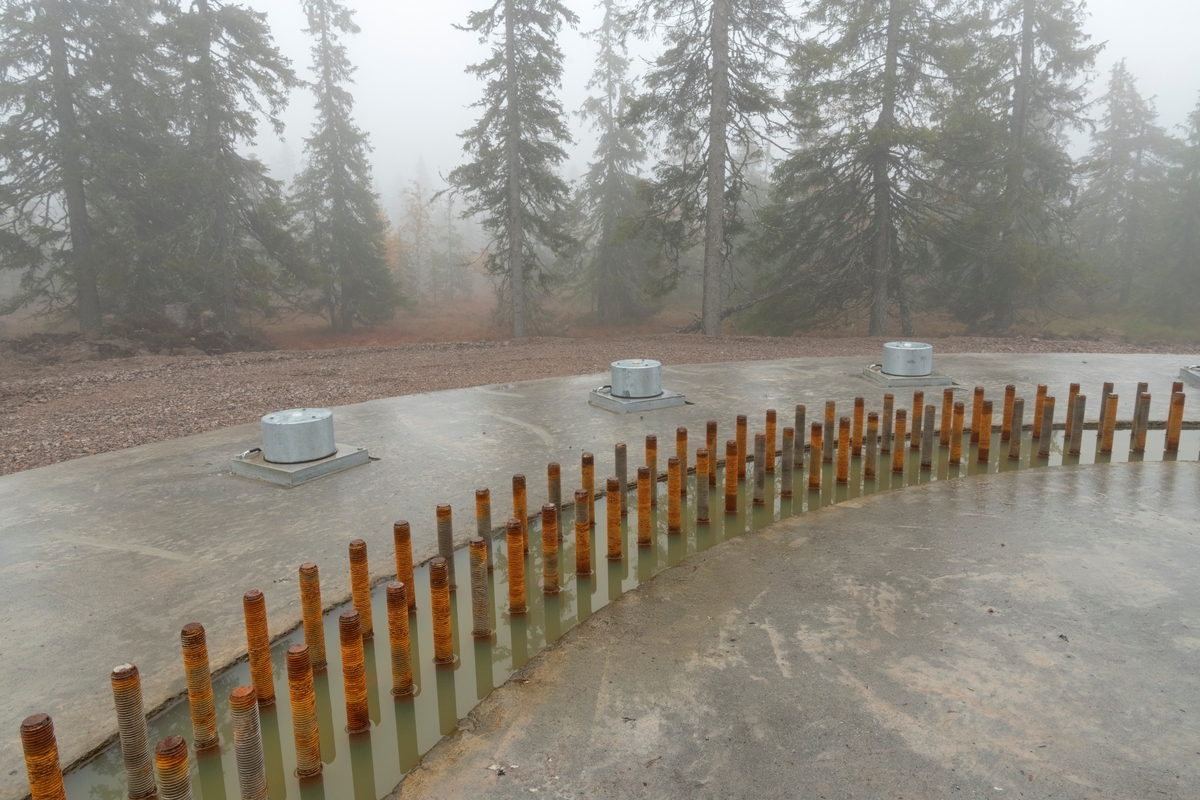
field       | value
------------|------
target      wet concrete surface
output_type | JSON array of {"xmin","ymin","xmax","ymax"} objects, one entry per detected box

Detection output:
[
  {"xmin": 0, "ymin": 353, "xmax": 1196, "ymax": 799},
  {"xmin": 393, "ymin": 460, "xmax": 1200, "ymax": 800}
]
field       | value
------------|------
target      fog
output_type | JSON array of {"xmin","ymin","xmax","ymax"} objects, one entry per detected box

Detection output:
[{"xmin": 248, "ymin": 0, "xmax": 1200, "ymax": 209}]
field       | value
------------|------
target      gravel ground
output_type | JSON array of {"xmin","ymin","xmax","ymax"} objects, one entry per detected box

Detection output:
[{"xmin": 0, "ymin": 333, "xmax": 1182, "ymax": 475}]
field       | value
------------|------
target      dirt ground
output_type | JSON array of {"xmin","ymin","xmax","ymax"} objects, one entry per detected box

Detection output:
[{"xmin": 0, "ymin": 332, "xmax": 1187, "ymax": 476}]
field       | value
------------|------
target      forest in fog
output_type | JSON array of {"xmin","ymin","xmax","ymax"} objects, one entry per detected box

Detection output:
[{"xmin": 0, "ymin": 0, "xmax": 1197, "ymax": 339}]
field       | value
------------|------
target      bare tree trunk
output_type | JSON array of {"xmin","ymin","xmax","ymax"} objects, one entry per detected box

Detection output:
[
  {"xmin": 45, "ymin": 0, "xmax": 100, "ymax": 332},
  {"xmin": 701, "ymin": 0, "xmax": 730, "ymax": 337},
  {"xmin": 868, "ymin": 0, "xmax": 902, "ymax": 337},
  {"xmin": 505, "ymin": 0, "xmax": 525, "ymax": 339}
]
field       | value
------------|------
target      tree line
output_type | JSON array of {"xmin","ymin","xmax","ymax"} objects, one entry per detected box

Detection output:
[{"xmin": 3, "ymin": 0, "xmax": 1198, "ymax": 338}]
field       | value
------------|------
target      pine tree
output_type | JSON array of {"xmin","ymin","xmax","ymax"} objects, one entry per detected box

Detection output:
[
  {"xmin": 449, "ymin": 0, "xmax": 578, "ymax": 338},
  {"xmin": 0, "ymin": 0, "xmax": 162, "ymax": 330},
  {"xmin": 575, "ymin": 0, "xmax": 660, "ymax": 321},
  {"xmin": 174, "ymin": 0, "xmax": 300, "ymax": 329},
  {"xmin": 291, "ymin": 0, "xmax": 400, "ymax": 330},
  {"xmin": 625, "ymin": 0, "xmax": 793, "ymax": 335},
  {"xmin": 751, "ymin": 0, "xmax": 958, "ymax": 336},
  {"xmin": 935, "ymin": 0, "xmax": 1098, "ymax": 332},
  {"xmin": 1077, "ymin": 60, "xmax": 1170, "ymax": 307}
]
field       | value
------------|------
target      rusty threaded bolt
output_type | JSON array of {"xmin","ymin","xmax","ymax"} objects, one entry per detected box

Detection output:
[
  {"xmin": 546, "ymin": 464, "xmax": 561, "ymax": 538},
  {"xmin": 1065, "ymin": 383, "xmax": 1080, "ymax": 443},
  {"xmin": 513, "ymin": 474, "xmax": 530, "ymax": 552},
  {"xmin": 286, "ymin": 644, "xmax": 322, "ymax": 778},
  {"xmin": 297, "ymin": 564, "xmax": 327, "ymax": 672},
  {"xmin": 1068, "ymin": 395, "xmax": 1086, "ymax": 456},
  {"xmin": 541, "ymin": 505, "xmax": 561, "ymax": 595},
  {"xmin": 1133, "ymin": 392, "xmax": 1151, "ymax": 453},
  {"xmin": 1001, "ymin": 385, "xmax": 1016, "ymax": 442},
  {"xmin": 836, "ymin": 417, "xmax": 850, "ymax": 484},
  {"xmin": 864, "ymin": 413, "xmax": 878, "ymax": 479},
  {"xmin": 428, "ymin": 557, "xmax": 455, "ymax": 666},
  {"xmin": 349, "ymin": 538, "xmax": 376, "ymax": 637},
  {"xmin": 605, "ymin": 477, "xmax": 622, "ymax": 558},
  {"xmin": 910, "ymin": 391, "xmax": 925, "ymax": 451},
  {"xmin": 880, "ymin": 394, "xmax": 894, "ymax": 455},
  {"xmin": 851, "ymin": 398, "xmax": 864, "ymax": 457},
  {"xmin": 1167, "ymin": 391, "xmax": 1186, "ymax": 452},
  {"xmin": 338, "ymin": 609, "xmax": 371, "ymax": 731},
  {"xmin": 808, "ymin": 423, "xmax": 823, "ymax": 491},
  {"xmin": 1008, "ymin": 398, "xmax": 1025, "ymax": 461},
  {"xmin": 891, "ymin": 410, "xmax": 907, "ymax": 474},
  {"xmin": 667, "ymin": 457, "xmax": 682, "ymax": 531},
  {"xmin": 736, "ymin": 415, "xmax": 748, "ymax": 479},
  {"xmin": 725, "ymin": 439, "xmax": 739, "ymax": 513},
  {"xmin": 823, "ymin": 401, "xmax": 836, "ymax": 463},
  {"xmin": 1173, "ymin": 380, "xmax": 1184, "ymax": 396},
  {"xmin": 386, "ymin": 581, "xmax": 415, "ymax": 695},
  {"xmin": 1099, "ymin": 382, "xmax": 1114, "ymax": 429},
  {"xmin": 394, "ymin": 520, "xmax": 416, "ymax": 612},
  {"xmin": 951, "ymin": 401, "xmax": 965, "ymax": 465},
  {"xmin": 920, "ymin": 405, "xmax": 936, "ymax": 469},
  {"xmin": 646, "ymin": 435, "xmax": 658, "ymax": 506},
  {"xmin": 780, "ymin": 431, "xmax": 794, "ymax": 499},
  {"xmin": 20, "ymin": 713, "xmax": 65, "ymax": 800},
  {"xmin": 470, "ymin": 536, "xmax": 495, "ymax": 632},
  {"xmin": 615, "ymin": 444, "xmax": 628, "ymax": 516},
  {"xmin": 180, "ymin": 623, "xmax": 219, "ymax": 750},
  {"xmin": 581, "ymin": 455, "xmax": 595, "ymax": 528},
  {"xmin": 111, "ymin": 663, "xmax": 157, "ymax": 798},
  {"xmin": 697, "ymin": 447, "xmax": 712, "ymax": 517},
  {"xmin": 675, "ymin": 428, "xmax": 688, "ymax": 496},
  {"xmin": 940, "ymin": 389, "xmax": 954, "ymax": 448},
  {"xmin": 1032, "ymin": 384, "xmax": 1048, "ymax": 440},
  {"xmin": 637, "ymin": 466, "xmax": 652, "ymax": 546},
  {"xmin": 507, "ymin": 520, "xmax": 529, "ymax": 611},
  {"xmin": 970, "ymin": 387, "xmax": 985, "ymax": 445},
  {"xmin": 707, "ymin": 420, "xmax": 719, "ymax": 485},
  {"xmin": 476, "ymin": 488, "xmax": 494, "ymax": 570},
  {"xmin": 978, "ymin": 401, "xmax": 995, "ymax": 463},
  {"xmin": 434, "ymin": 505, "xmax": 457, "ymax": 592},
  {"xmin": 1038, "ymin": 398, "xmax": 1056, "ymax": 459},
  {"xmin": 794, "ymin": 406, "xmax": 807, "ymax": 467},
  {"xmin": 241, "ymin": 591, "xmax": 274, "ymax": 707},
  {"xmin": 229, "ymin": 686, "xmax": 267, "ymax": 799},
  {"xmin": 1099, "ymin": 394, "xmax": 1118, "ymax": 455},
  {"xmin": 154, "ymin": 735, "xmax": 192, "ymax": 800},
  {"xmin": 573, "ymin": 492, "xmax": 592, "ymax": 576},
  {"xmin": 753, "ymin": 434, "xmax": 767, "ymax": 503},
  {"xmin": 765, "ymin": 411, "xmax": 777, "ymax": 473}
]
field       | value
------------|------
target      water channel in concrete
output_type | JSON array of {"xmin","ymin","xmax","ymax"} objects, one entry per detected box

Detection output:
[{"xmin": 62, "ymin": 428, "xmax": 1198, "ymax": 800}]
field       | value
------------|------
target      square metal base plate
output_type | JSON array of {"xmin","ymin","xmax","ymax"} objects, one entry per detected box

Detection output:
[
  {"xmin": 860, "ymin": 365, "xmax": 957, "ymax": 388},
  {"xmin": 230, "ymin": 443, "xmax": 370, "ymax": 487},
  {"xmin": 1180, "ymin": 366, "xmax": 1200, "ymax": 389},
  {"xmin": 589, "ymin": 387, "xmax": 687, "ymax": 414}
]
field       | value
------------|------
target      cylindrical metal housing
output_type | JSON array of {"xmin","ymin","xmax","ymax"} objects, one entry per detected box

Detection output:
[
  {"xmin": 881, "ymin": 342, "xmax": 933, "ymax": 377},
  {"xmin": 610, "ymin": 359, "xmax": 663, "ymax": 398},
  {"xmin": 260, "ymin": 408, "xmax": 336, "ymax": 464}
]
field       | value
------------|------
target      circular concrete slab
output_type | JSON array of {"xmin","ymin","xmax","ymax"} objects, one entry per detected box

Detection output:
[{"xmin": 393, "ymin": 461, "xmax": 1200, "ymax": 799}]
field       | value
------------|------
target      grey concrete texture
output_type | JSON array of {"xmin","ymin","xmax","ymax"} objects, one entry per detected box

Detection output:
[
  {"xmin": 0, "ymin": 353, "xmax": 1195, "ymax": 799},
  {"xmin": 394, "ymin": 461, "xmax": 1200, "ymax": 799}
]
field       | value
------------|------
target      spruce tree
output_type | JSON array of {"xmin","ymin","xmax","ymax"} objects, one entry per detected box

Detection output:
[
  {"xmin": 935, "ymin": 0, "xmax": 1097, "ymax": 332},
  {"xmin": 291, "ymin": 0, "xmax": 399, "ymax": 331},
  {"xmin": 174, "ymin": 0, "xmax": 300, "ymax": 329},
  {"xmin": 575, "ymin": 0, "xmax": 660, "ymax": 321},
  {"xmin": 0, "ymin": 0, "xmax": 161, "ymax": 330},
  {"xmin": 752, "ymin": 0, "xmax": 957, "ymax": 336},
  {"xmin": 626, "ymin": 0, "xmax": 793, "ymax": 335},
  {"xmin": 1148, "ymin": 98, "xmax": 1200, "ymax": 325},
  {"xmin": 1078, "ymin": 60, "xmax": 1170, "ymax": 307},
  {"xmin": 449, "ymin": 0, "xmax": 578, "ymax": 338}
]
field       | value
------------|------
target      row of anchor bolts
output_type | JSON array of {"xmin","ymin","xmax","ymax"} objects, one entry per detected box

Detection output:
[{"xmin": 19, "ymin": 379, "xmax": 1190, "ymax": 799}]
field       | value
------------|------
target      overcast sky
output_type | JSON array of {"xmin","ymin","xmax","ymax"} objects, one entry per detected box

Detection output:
[{"xmin": 247, "ymin": 0, "xmax": 1200, "ymax": 217}]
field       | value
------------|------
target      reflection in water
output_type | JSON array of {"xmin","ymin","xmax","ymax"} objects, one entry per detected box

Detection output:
[
  {"xmin": 348, "ymin": 733, "xmax": 376, "ymax": 800},
  {"xmin": 298, "ymin": 775, "xmax": 326, "ymax": 800},
  {"xmin": 65, "ymin": 428, "xmax": 1197, "ymax": 800}
]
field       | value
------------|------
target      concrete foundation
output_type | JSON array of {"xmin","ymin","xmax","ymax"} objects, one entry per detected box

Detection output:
[
  {"xmin": 228, "ymin": 443, "xmax": 370, "ymax": 487},
  {"xmin": 860, "ymin": 363, "xmax": 956, "ymax": 388}
]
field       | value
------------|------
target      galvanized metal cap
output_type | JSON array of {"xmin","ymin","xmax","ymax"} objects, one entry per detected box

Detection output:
[
  {"xmin": 261, "ymin": 408, "xmax": 337, "ymax": 464},
  {"xmin": 611, "ymin": 359, "xmax": 663, "ymax": 399},
  {"xmin": 881, "ymin": 341, "xmax": 933, "ymax": 377}
]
